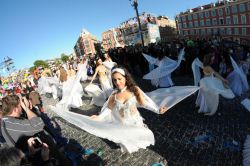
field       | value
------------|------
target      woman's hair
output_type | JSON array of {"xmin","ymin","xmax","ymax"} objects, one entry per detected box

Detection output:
[
  {"xmin": 112, "ymin": 66, "xmax": 143, "ymax": 105},
  {"xmin": 203, "ymin": 53, "xmax": 214, "ymax": 67}
]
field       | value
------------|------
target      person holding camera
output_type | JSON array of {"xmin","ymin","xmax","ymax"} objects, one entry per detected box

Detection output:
[
  {"xmin": 26, "ymin": 137, "xmax": 55, "ymax": 166},
  {"xmin": 1, "ymin": 94, "xmax": 71, "ymax": 165}
]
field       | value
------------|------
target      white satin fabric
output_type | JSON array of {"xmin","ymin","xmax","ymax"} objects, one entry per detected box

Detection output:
[
  {"xmin": 59, "ymin": 60, "xmax": 88, "ymax": 108},
  {"xmin": 241, "ymin": 99, "xmax": 250, "ymax": 112},
  {"xmin": 243, "ymin": 135, "xmax": 250, "ymax": 166},
  {"xmin": 50, "ymin": 85, "xmax": 199, "ymax": 153},
  {"xmin": 37, "ymin": 76, "xmax": 59, "ymax": 96},
  {"xmin": 196, "ymin": 75, "xmax": 235, "ymax": 115},
  {"xmin": 227, "ymin": 56, "xmax": 249, "ymax": 96},
  {"xmin": 143, "ymin": 48, "xmax": 185, "ymax": 87},
  {"xmin": 191, "ymin": 58, "xmax": 203, "ymax": 86}
]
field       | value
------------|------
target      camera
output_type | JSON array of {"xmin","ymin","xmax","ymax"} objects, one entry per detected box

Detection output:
[{"xmin": 33, "ymin": 137, "xmax": 43, "ymax": 148}]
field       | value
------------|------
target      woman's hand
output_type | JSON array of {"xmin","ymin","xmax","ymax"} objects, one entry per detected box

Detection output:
[
  {"xmin": 222, "ymin": 79, "xmax": 229, "ymax": 88},
  {"xmin": 90, "ymin": 115, "xmax": 100, "ymax": 121},
  {"xmin": 159, "ymin": 107, "xmax": 168, "ymax": 114}
]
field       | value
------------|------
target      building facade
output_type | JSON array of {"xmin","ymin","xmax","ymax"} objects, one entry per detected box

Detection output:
[
  {"xmin": 176, "ymin": 0, "xmax": 250, "ymax": 45},
  {"xmin": 157, "ymin": 15, "xmax": 178, "ymax": 42},
  {"xmin": 102, "ymin": 28, "xmax": 124, "ymax": 51},
  {"xmin": 74, "ymin": 29, "xmax": 99, "ymax": 57}
]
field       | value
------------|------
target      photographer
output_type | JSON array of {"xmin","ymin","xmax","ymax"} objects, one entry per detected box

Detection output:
[{"xmin": 26, "ymin": 137, "xmax": 55, "ymax": 166}]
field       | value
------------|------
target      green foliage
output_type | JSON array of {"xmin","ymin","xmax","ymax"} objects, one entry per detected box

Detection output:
[
  {"xmin": 33, "ymin": 60, "xmax": 49, "ymax": 68},
  {"xmin": 61, "ymin": 53, "xmax": 69, "ymax": 62},
  {"xmin": 29, "ymin": 66, "xmax": 36, "ymax": 73}
]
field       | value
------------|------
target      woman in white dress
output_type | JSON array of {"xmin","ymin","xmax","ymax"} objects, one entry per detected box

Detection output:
[
  {"xmin": 196, "ymin": 53, "xmax": 235, "ymax": 115},
  {"xmin": 51, "ymin": 66, "xmax": 200, "ymax": 153},
  {"xmin": 85, "ymin": 58, "xmax": 113, "ymax": 106}
]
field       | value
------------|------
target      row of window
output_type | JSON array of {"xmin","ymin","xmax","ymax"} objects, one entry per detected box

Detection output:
[
  {"xmin": 180, "ymin": 2, "xmax": 250, "ymax": 22},
  {"xmin": 180, "ymin": 27, "xmax": 248, "ymax": 36},
  {"xmin": 180, "ymin": 15, "xmax": 248, "ymax": 29}
]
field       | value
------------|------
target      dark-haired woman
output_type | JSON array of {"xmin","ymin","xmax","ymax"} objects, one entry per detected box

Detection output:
[{"xmin": 196, "ymin": 53, "xmax": 234, "ymax": 115}]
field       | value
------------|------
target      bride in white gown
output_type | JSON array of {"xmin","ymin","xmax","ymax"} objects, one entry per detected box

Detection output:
[
  {"xmin": 196, "ymin": 53, "xmax": 235, "ymax": 115},
  {"xmin": 85, "ymin": 58, "xmax": 113, "ymax": 106},
  {"xmin": 51, "ymin": 66, "xmax": 199, "ymax": 153},
  {"xmin": 59, "ymin": 60, "xmax": 88, "ymax": 108}
]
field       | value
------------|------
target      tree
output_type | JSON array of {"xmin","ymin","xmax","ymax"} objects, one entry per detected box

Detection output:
[
  {"xmin": 33, "ymin": 60, "xmax": 49, "ymax": 68},
  {"xmin": 61, "ymin": 53, "xmax": 69, "ymax": 62},
  {"xmin": 29, "ymin": 66, "xmax": 36, "ymax": 73}
]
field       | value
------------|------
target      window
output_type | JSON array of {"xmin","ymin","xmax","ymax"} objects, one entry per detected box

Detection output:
[
  {"xmin": 194, "ymin": 21, "xmax": 199, "ymax": 27},
  {"xmin": 183, "ymin": 23, "xmax": 187, "ymax": 28},
  {"xmin": 213, "ymin": 28, "xmax": 218, "ymax": 35},
  {"xmin": 234, "ymin": 28, "xmax": 239, "ymax": 35},
  {"xmin": 211, "ymin": 10, "xmax": 216, "ymax": 17},
  {"xmin": 184, "ymin": 30, "xmax": 188, "ymax": 35},
  {"xmin": 207, "ymin": 29, "xmax": 211, "ymax": 35},
  {"xmin": 242, "ymin": 28, "xmax": 247, "ymax": 35},
  {"xmin": 248, "ymin": 2, "xmax": 250, "ymax": 10},
  {"xmin": 199, "ymin": 12, "xmax": 204, "ymax": 19},
  {"xmin": 219, "ymin": 18, "xmax": 224, "ymax": 25},
  {"xmin": 193, "ymin": 13, "xmax": 198, "ymax": 20},
  {"xmin": 179, "ymin": 24, "xmax": 182, "ymax": 30},
  {"xmin": 226, "ymin": 7, "xmax": 230, "ymax": 15},
  {"xmin": 188, "ymin": 14, "xmax": 192, "ymax": 21},
  {"xmin": 196, "ymin": 29, "xmax": 200, "ymax": 35},
  {"xmin": 226, "ymin": 16, "xmax": 231, "ymax": 25},
  {"xmin": 218, "ymin": 8, "xmax": 223, "ymax": 16},
  {"xmin": 220, "ymin": 28, "xmax": 225, "ymax": 35},
  {"xmin": 205, "ymin": 11, "xmax": 210, "ymax": 18},
  {"xmin": 200, "ymin": 20, "xmax": 204, "ymax": 26},
  {"xmin": 233, "ymin": 15, "xmax": 238, "ymax": 24},
  {"xmin": 227, "ymin": 28, "xmax": 232, "ymax": 35},
  {"xmin": 201, "ymin": 29, "xmax": 206, "ymax": 35},
  {"xmin": 231, "ymin": 5, "xmax": 238, "ymax": 13},
  {"xmin": 189, "ymin": 22, "xmax": 193, "ymax": 28},
  {"xmin": 206, "ymin": 19, "xmax": 211, "ymax": 26},
  {"xmin": 239, "ymin": 3, "xmax": 246, "ymax": 12},
  {"xmin": 182, "ymin": 16, "xmax": 186, "ymax": 21},
  {"xmin": 212, "ymin": 18, "xmax": 217, "ymax": 26},
  {"xmin": 241, "ymin": 15, "xmax": 247, "ymax": 24},
  {"xmin": 190, "ymin": 29, "xmax": 194, "ymax": 35}
]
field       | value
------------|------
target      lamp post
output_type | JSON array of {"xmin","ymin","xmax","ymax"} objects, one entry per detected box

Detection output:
[{"xmin": 129, "ymin": 0, "xmax": 144, "ymax": 47}]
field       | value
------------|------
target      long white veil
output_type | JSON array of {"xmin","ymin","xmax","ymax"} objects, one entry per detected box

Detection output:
[
  {"xmin": 143, "ymin": 48, "xmax": 185, "ymax": 81},
  {"xmin": 191, "ymin": 57, "xmax": 203, "ymax": 86}
]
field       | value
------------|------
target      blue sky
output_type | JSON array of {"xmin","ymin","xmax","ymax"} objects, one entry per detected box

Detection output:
[{"xmin": 0, "ymin": 0, "xmax": 215, "ymax": 75}]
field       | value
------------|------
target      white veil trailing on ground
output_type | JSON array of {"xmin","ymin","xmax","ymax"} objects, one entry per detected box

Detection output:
[{"xmin": 50, "ymin": 84, "xmax": 199, "ymax": 153}]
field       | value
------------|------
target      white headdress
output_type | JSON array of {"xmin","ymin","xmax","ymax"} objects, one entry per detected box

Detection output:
[{"xmin": 111, "ymin": 68, "xmax": 125, "ymax": 76}]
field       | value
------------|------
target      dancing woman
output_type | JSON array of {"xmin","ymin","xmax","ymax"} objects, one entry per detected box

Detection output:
[
  {"xmin": 196, "ymin": 53, "xmax": 234, "ymax": 115},
  {"xmin": 88, "ymin": 58, "xmax": 113, "ymax": 98},
  {"xmin": 85, "ymin": 58, "xmax": 113, "ymax": 106}
]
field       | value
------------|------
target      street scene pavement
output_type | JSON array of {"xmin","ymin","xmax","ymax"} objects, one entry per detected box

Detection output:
[{"xmin": 42, "ymin": 74, "xmax": 250, "ymax": 166}]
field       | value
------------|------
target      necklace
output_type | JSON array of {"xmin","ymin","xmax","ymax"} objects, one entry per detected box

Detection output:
[{"xmin": 118, "ymin": 86, "xmax": 127, "ymax": 93}]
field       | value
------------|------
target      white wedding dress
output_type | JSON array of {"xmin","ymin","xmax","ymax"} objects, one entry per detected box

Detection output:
[
  {"xmin": 143, "ymin": 48, "xmax": 185, "ymax": 87},
  {"xmin": 227, "ymin": 56, "xmax": 249, "ymax": 96},
  {"xmin": 85, "ymin": 67, "xmax": 113, "ymax": 106},
  {"xmin": 59, "ymin": 60, "xmax": 88, "ymax": 108},
  {"xmin": 196, "ymin": 73, "xmax": 235, "ymax": 115},
  {"xmin": 50, "ymin": 84, "xmax": 199, "ymax": 153}
]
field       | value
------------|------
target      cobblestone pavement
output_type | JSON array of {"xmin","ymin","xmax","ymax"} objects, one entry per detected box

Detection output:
[{"xmin": 42, "ymin": 75, "xmax": 250, "ymax": 166}]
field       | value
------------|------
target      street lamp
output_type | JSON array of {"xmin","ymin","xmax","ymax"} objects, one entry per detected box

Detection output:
[{"xmin": 129, "ymin": 0, "xmax": 144, "ymax": 47}]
